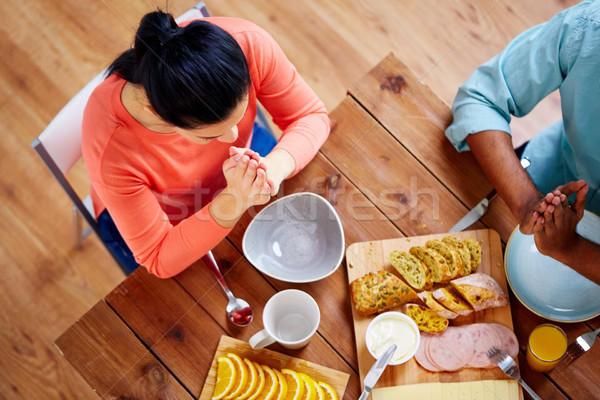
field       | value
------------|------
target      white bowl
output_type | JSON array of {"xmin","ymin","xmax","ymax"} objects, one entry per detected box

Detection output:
[
  {"xmin": 365, "ymin": 311, "xmax": 420, "ymax": 365},
  {"xmin": 242, "ymin": 192, "xmax": 345, "ymax": 283}
]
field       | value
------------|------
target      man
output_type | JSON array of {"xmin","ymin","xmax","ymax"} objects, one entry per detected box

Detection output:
[{"xmin": 445, "ymin": 0, "xmax": 599, "ymax": 284}]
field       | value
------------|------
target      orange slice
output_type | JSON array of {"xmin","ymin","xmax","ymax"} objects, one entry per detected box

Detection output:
[
  {"xmin": 246, "ymin": 361, "xmax": 266, "ymax": 400},
  {"xmin": 225, "ymin": 353, "xmax": 249, "ymax": 399},
  {"xmin": 274, "ymin": 369, "xmax": 289, "ymax": 400},
  {"xmin": 313, "ymin": 380, "xmax": 325, "ymax": 400},
  {"xmin": 282, "ymin": 369, "xmax": 305, "ymax": 400},
  {"xmin": 237, "ymin": 358, "xmax": 259, "ymax": 400},
  {"xmin": 298, "ymin": 373, "xmax": 317, "ymax": 400},
  {"xmin": 255, "ymin": 365, "xmax": 279, "ymax": 400},
  {"xmin": 317, "ymin": 382, "xmax": 338, "ymax": 400},
  {"xmin": 212, "ymin": 356, "xmax": 236, "ymax": 399}
]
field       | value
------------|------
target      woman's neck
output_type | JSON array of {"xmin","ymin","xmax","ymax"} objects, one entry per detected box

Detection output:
[{"xmin": 121, "ymin": 82, "xmax": 175, "ymax": 134}]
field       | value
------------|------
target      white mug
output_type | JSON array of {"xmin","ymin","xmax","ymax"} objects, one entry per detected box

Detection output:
[{"xmin": 249, "ymin": 289, "xmax": 320, "ymax": 350}]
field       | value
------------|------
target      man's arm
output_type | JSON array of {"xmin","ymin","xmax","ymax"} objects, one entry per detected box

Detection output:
[{"xmin": 465, "ymin": 130, "xmax": 547, "ymax": 234}]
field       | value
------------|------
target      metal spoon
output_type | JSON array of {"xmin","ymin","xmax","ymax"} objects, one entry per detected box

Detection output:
[{"xmin": 202, "ymin": 251, "xmax": 253, "ymax": 327}]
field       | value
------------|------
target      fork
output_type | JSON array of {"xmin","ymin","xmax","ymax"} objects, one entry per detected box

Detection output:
[
  {"xmin": 563, "ymin": 327, "xmax": 600, "ymax": 363},
  {"xmin": 487, "ymin": 346, "xmax": 542, "ymax": 400}
]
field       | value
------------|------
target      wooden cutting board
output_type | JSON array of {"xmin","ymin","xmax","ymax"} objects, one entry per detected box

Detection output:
[
  {"xmin": 346, "ymin": 229, "xmax": 523, "ymax": 399},
  {"xmin": 199, "ymin": 336, "xmax": 349, "ymax": 399}
]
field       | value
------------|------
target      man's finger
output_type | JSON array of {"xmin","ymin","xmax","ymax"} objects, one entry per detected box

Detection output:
[
  {"xmin": 556, "ymin": 180, "xmax": 587, "ymax": 197},
  {"xmin": 571, "ymin": 183, "xmax": 589, "ymax": 220}
]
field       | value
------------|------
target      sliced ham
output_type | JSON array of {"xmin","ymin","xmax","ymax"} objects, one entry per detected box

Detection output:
[
  {"xmin": 490, "ymin": 323, "xmax": 520, "ymax": 359},
  {"xmin": 414, "ymin": 322, "xmax": 520, "ymax": 373},
  {"xmin": 466, "ymin": 323, "xmax": 500, "ymax": 368},
  {"xmin": 414, "ymin": 333, "xmax": 441, "ymax": 372},
  {"xmin": 426, "ymin": 326, "xmax": 474, "ymax": 371}
]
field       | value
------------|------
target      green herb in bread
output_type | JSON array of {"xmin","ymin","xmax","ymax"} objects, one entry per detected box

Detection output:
[
  {"xmin": 441, "ymin": 236, "xmax": 472, "ymax": 275},
  {"xmin": 417, "ymin": 291, "xmax": 458, "ymax": 319},
  {"xmin": 409, "ymin": 246, "xmax": 451, "ymax": 283},
  {"xmin": 462, "ymin": 238, "xmax": 482, "ymax": 271},
  {"xmin": 402, "ymin": 303, "xmax": 448, "ymax": 334},
  {"xmin": 432, "ymin": 286, "xmax": 473, "ymax": 316},
  {"xmin": 425, "ymin": 239, "xmax": 464, "ymax": 278},
  {"xmin": 349, "ymin": 270, "xmax": 418, "ymax": 317},
  {"xmin": 389, "ymin": 250, "xmax": 433, "ymax": 291}
]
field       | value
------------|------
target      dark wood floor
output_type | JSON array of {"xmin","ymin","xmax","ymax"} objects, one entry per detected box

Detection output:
[{"xmin": 0, "ymin": 0, "xmax": 577, "ymax": 398}]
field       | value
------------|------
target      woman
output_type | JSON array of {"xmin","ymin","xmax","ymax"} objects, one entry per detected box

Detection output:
[{"xmin": 82, "ymin": 11, "xmax": 330, "ymax": 277}]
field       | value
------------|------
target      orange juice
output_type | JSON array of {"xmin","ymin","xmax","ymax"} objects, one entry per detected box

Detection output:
[{"xmin": 526, "ymin": 324, "xmax": 567, "ymax": 372}]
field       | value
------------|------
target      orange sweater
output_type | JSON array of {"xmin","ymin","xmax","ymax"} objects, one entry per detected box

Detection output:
[{"xmin": 82, "ymin": 17, "xmax": 330, "ymax": 278}]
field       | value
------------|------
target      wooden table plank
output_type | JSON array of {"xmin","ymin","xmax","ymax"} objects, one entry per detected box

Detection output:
[
  {"xmin": 322, "ymin": 96, "xmax": 482, "ymax": 236},
  {"xmin": 105, "ymin": 267, "xmax": 229, "ymax": 396},
  {"xmin": 55, "ymin": 301, "xmax": 193, "ymax": 399},
  {"xmin": 348, "ymin": 53, "xmax": 518, "ymax": 241}
]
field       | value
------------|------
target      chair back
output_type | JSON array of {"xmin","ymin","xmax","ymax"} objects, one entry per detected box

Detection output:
[{"xmin": 33, "ymin": 72, "xmax": 106, "ymax": 174}]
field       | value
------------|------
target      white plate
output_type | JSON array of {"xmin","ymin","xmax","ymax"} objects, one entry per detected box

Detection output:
[{"xmin": 504, "ymin": 211, "xmax": 600, "ymax": 322}]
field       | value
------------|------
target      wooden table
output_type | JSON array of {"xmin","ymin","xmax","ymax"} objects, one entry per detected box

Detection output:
[{"xmin": 55, "ymin": 54, "xmax": 599, "ymax": 400}]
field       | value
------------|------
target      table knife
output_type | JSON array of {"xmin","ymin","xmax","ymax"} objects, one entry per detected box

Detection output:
[
  {"xmin": 449, "ymin": 157, "xmax": 530, "ymax": 233},
  {"xmin": 358, "ymin": 344, "xmax": 397, "ymax": 400},
  {"xmin": 449, "ymin": 189, "xmax": 498, "ymax": 233}
]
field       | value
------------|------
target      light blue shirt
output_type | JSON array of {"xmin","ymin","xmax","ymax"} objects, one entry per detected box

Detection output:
[{"xmin": 445, "ymin": 0, "xmax": 600, "ymax": 214}]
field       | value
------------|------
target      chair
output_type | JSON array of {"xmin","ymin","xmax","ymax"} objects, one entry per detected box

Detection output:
[{"xmin": 31, "ymin": 2, "xmax": 273, "ymax": 275}]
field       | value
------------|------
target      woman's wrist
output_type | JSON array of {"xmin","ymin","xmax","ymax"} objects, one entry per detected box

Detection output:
[
  {"xmin": 209, "ymin": 188, "xmax": 245, "ymax": 228},
  {"xmin": 263, "ymin": 148, "xmax": 295, "ymax": 191}
]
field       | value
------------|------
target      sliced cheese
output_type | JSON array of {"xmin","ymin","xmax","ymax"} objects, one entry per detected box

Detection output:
[{"xmin": 371, "ymin": 380, "xmax": 519, "ymax": 400}]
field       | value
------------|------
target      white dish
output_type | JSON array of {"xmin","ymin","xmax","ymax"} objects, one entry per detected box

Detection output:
[
  {"xmin": 504, "ymin": 210, "xmax": 600, "ymax": 322},
  {"xmin": 242, "ymin": 192, "xmax": 345, "ymax": 283},
  {"xmin": 365, "ymin": 311, "xmax": 420, "ymax": 365}
]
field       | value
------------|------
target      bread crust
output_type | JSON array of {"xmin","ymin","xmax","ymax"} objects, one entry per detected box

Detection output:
[
  {"xmin": 450, "ymin": 273, "xmax": 508, "ymax": 311},
  {"xmin": 349, "ymin": 270, "xmax": 418, "ymax": 316}
]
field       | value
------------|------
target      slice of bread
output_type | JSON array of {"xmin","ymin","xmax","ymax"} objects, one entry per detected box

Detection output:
[
  {"xmin": 450, "ymin": 273, "xmax": 508, "ymax": 312},
  {"xmin": 432, "ymin": 286, "xmax": 473, "ymax": 316},
  {"xmin": 442, "ymin": 236, "xmax": 472, "ymax": 275},
  {"xmin": 389, "ymin": 250, "xmax": 433, "ymax": 291},
  {"xmin": 349, "ymin": 270, "xmax": 418, "ymax": 316},
  {"xmin": 402, "ymin": 303, "xmax": 448, "ymax": 334},
  {"xmin": 425, "ymin": 239, "xmax": 464, "ymax": 278},
  {"xmin": 409, "ymin": 246, "xmax": 451, "ymax": 283},
  {"xmin": 462, "ymin": 238, "xmax": 482, "ymax": 272},
  {"xmin": 417, "ymin": 291, "xmax": 458, "ymax": 319}
]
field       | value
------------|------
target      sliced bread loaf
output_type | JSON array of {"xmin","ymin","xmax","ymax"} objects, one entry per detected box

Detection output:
[
  {"xmin": 432, "ymin": 286, "xmax": 473, "ymax": 316},
  {"xmin": 389, "ymin": 250, "xmax": 433, "ymax": 291},
  {"xmin": 450, "ymin": 273, "xmax": 508, "ymax": 312},
  {"xmin": 349, "ymin": 270, "xmax": 418, "ymax": 316},
  {"xmin": 441, "ymin": 236, "xmax": 472, "ymax": 275},
  {"xmin": 417, "ymin": 291, "xmax": 459, "ymax": 319},
  {"xmin": 402, "ymin": 303, "xmax": 449, "ymax": 334},
  {"xmin": 409, "ymin": 246, "xmax": 451, "ymax": 283},
  {"xmin": 425, "ymin": 239, "xmax": 464, "ymax": 278},
  {"xmin": 462, "ymin": 238, "xmax": 482, "ymax": 271}
]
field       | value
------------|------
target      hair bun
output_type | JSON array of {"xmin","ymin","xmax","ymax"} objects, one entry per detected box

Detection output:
[{"xmin": 160, "ymin": 28, "xmax": 185, "ymax": 47}]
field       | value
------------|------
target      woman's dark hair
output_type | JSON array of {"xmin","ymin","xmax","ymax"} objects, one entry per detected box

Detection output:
[{"xmin": 107, "ymin": 10, "xmax": 250, "ymax": 128}]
